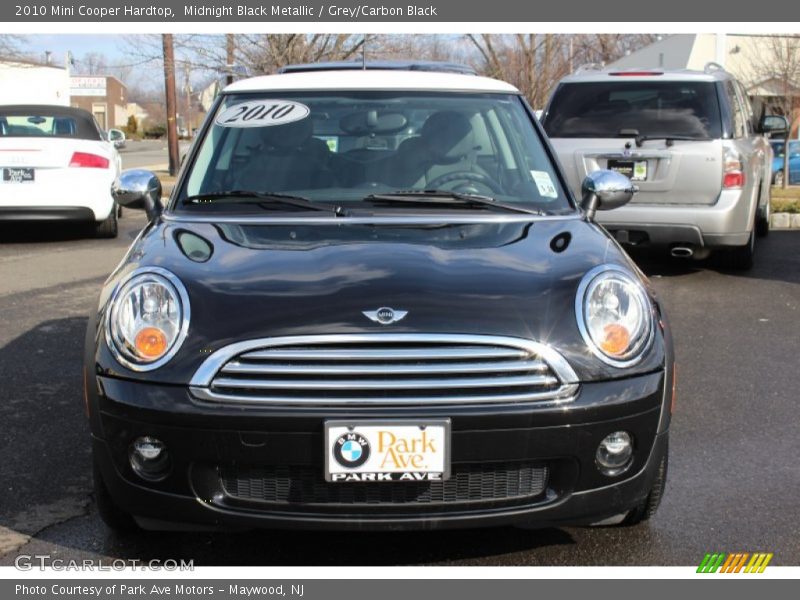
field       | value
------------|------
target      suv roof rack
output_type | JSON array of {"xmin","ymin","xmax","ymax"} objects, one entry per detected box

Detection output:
[
  {"xmin": 278, "ymin": 60, "xmax": 477, "ymax": 76},
  {"xmin": 704, "ymin": 61, "xmax": 727, "ymax": 74}
]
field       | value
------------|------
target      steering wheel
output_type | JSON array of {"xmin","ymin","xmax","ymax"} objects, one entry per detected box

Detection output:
[{"xmin": 426, "ymin": 171, "xmax": 504, "ymax": 195}]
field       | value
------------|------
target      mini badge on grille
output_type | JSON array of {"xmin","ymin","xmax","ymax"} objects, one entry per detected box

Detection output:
[{"xmin": 362, "ymin": 307, "xmax": 408, "ymax": 325}]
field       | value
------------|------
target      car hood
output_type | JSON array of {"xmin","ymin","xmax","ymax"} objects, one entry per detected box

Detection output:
[{"xmin": 96, "ymin": 215, "xmax": 665, "ymax": 383}]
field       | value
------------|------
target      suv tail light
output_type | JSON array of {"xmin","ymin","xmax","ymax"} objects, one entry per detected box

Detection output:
[
  {"xmin": 722, "ymin": 147, "xmax": 744, "ymax": 189},
  {"xmin": 69, "ymin": 152, "xmax": 109, "ymax": 169}
]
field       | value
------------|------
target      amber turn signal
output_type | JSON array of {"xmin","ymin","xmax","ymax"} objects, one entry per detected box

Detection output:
[
  {"xmin": 134, "ymin": 327, "xmax": 169, "ymax": 358},
  {"xmin": 600, "ymin": 323, "xmax": 630, "ymax": 356}
]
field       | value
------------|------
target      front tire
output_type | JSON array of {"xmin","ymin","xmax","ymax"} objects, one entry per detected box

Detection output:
[{"xmin": 623, "ymin": 440, "xmax": 668, "ymax": 525}]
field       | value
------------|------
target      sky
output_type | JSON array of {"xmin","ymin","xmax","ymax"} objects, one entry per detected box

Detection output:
[
  {"xmin": 16, "ymin": 34, "xmax": 204, "ymax": 96},
  {"xmin": 21, "ymin": 34, "xmax": 127, "ymax": 66}
]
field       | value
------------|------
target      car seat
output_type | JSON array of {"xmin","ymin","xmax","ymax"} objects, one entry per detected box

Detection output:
[
  {"xmin": 384, "ymin": 110, "xmax": 486, "ymax": 189},
  {"xmin": 235, "ymin": 118, "xmax": 333, "ymax": 191}
]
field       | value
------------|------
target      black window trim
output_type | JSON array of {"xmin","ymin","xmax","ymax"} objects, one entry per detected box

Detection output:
[
  {"xmin": 715, "ymin": 81, "xmax": 735, "ymax": 140},
  {"xmin": 541, "ymin": 80, "xmax": 725, "ymax": 141}
]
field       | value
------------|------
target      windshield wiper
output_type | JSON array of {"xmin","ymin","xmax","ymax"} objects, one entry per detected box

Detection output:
[
  {"xmin": 362, "ymin": 190, "xmax": 544, "ymax": 215},
  {"xmin": 182, "ymin": 190, "xmax": 346, "ymax": 216},
  {"xmin": 618, "ymin": 129, "xmax": 710, "ymax": 147}
]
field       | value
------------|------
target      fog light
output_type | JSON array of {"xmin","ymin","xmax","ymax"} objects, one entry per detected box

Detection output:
[
  {"xmin": 596, "ymin": 431, "xmax": 633, "ymax": 476},
  {"xmin": 129, "ymin": 436, "xmax": 170, "ymax": 480}
]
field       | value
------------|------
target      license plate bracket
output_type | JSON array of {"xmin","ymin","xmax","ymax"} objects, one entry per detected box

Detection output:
[
  {"xmin": 607, "ymin": 159, "xmax": 647, "ymax": 181},
  {"xmin": 324, "ymin": 419, "xmax": 451, "ymax": 482}
]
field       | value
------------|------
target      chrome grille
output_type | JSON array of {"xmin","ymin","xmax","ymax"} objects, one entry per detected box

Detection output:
[{"xmin": 190, "ymin": 334, "xmax": 579, "ymax": 407}]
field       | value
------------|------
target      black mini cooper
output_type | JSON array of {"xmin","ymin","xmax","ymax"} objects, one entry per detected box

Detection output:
[{"xmin": 86, "ymin": 61, "xmax": 674, "ymax": 532}]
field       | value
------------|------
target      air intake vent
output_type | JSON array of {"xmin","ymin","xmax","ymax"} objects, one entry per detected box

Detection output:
[{"xmin": 220, "ymin": 461, "xmax": 549, "ymax": 507}]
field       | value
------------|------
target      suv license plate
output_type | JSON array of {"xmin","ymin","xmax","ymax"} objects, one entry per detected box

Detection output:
[
  {"xmin": 325, "ymin": 420, "xmax": 450, "ymax": 482},
  {"xmin": 3, "ymin": 168, "xmax": 35, "ymax": 183},
  {"xmin": 607, "ymin": 159, "xmax": 647, "ymax": 181}
]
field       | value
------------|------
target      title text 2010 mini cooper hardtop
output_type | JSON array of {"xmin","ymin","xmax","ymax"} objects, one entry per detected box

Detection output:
[{"xmin": 85, "ymin": 62, "xmax": 675, "ymax": 532}]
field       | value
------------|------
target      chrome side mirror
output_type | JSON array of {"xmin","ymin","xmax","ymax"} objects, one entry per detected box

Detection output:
[
  {"xmin": 112, "ymin": 169, "xmax": 163, "ymax": 222},
  {"xmin": 581, "ymin": 169, "xmax": 638, "ymax": 220}
]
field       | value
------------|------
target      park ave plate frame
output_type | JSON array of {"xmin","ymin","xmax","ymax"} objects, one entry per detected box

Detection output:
[
  {"xmin": 2, "ymin": 167, "xmax": 34, "ymax": 183},
  {"xmin": 324, "ymin": 419, "xmax": 451, "ymax": 482},
  {"xmin": 607, "ymin": 158, "xmax": 648, "ymax": 182}
]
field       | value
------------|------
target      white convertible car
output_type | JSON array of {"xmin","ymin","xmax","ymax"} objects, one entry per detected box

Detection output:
[{"xmin": 0, "ymin": 105, "xmax": 121, "ymax": 237}]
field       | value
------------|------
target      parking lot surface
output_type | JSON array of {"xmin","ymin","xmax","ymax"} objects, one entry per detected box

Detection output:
[
  {"xmin": 118, "ymin": 140, "xmax": 191, "ymax": 171},
  {"xmin": 0, "ymin": 215, "xmax": 798, "ymax": 565}
]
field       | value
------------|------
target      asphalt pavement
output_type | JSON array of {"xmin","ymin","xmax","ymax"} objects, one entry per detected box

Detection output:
[
  {"xmin": 0, "ymin": 215, "xmax": 798, "ymax": 566},
  {"xmin": 118, "ymin": 140, "xmax": 191, "ymax": 171}
]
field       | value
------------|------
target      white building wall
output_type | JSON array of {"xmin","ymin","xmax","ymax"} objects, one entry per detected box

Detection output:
[
  {"xmin": 0, "ymin": 63, "xmax": 70, "ymax": 106},
  {"xmin": 608, "ymin": 34, "xmax": 697, "ymax": 70},
  {"xmin": 686, "ymin": 34, "xmax": 718, "ymax": 70}
]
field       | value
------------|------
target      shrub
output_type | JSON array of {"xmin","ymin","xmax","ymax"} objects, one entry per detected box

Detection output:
[
  {"xmin": 771, "ymin": 199, "xmax": 800, "ymax": 214},
  {"xmin": 143, "ymin": 124, "xmax": 167, "ymax": 139},
  {"xmin": 125, "ymin": 115, "xmax": 138, "ymax": 135}
]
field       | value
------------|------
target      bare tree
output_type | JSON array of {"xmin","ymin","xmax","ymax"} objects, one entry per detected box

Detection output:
[
  {"xmin": 571, "ymin": 34, "xmax": 660, "ymax": 67},
  {"xmin": 74, "ymin": 51, "xmax": 107, "ymax": 75},
  {"xmin": 748, "ymin": 35, "xmax": 800, "ymax": 188},
  {"xmin": 123, "ymin": 34, "xmax": 366, "ymax": 79},
  {"xmin": 371, "ymin": 34, "xmax": 472, "ymax": 63},
  {"xmin": 0, "ymin": 35, "xmax": 25, "ymax": 60},
  {"xmin": 467, "ymin": 34, "xmax": 571, "ymax": 108},
  {"xmin": 236, "ymin": 34, "xmax": 366, "ymax": 74},
  {"xmin": 466, "ymin": 34, "xmax": 658, "ymax": 108},
  {"xmin": 116, "ymin": 33, "xmax": 661, "ymax": 129}
]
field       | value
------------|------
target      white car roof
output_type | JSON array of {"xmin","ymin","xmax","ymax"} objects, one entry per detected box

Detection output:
[{"xmin": 225, "ymin": 69, "xmax": 520, "ymax": 94}]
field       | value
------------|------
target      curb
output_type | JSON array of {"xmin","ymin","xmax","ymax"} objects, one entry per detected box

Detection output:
[{"xmin": 770, "ymin": 213, "xmax": 800, "ymax": 229}]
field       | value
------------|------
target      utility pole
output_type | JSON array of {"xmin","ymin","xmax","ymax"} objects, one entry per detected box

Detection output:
[
  {"xmin": 162, "ymin": 34, "xmax": 180, "ymax": 176},
  {"xmin": 226, "ymin": 34, "xmax": 235, "ymax": 85},
  {"xmin": 184, "ymin": 61, "xmax": 193, "ymax": 135}
]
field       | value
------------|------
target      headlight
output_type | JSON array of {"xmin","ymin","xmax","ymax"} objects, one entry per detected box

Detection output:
[
  {"xmin": 575, "ymin": 265, "xmax": 653, "ymax": 367},
  {"xmin": 105, "ymin": 267, "xmax": 190, "ymax": 371}
]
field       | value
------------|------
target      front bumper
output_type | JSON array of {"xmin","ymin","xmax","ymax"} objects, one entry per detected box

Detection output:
[{"xmin": 90, "ymin": 370, "xmax": 669, "ymax": 531}]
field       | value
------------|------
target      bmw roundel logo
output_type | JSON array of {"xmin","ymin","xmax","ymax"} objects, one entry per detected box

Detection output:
[{"xmin": 333, "ymin": 431, "xmax": 371, "ymax": 468}]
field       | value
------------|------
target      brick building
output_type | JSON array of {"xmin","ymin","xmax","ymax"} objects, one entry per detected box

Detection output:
[{"xmin": 69, "ymin": 75, "xmax": 128, "ymax": 130}]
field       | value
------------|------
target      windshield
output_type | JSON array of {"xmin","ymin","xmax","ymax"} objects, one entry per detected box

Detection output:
[
  {"xmin": 543, "ymin": 81, "xmax": 722, "ymax": 140},
  {"xmin": 177, "ymin": 91, "xmax": 573, "ymax": 215}
]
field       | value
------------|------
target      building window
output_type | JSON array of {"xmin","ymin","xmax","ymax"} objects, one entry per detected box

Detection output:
[{"xmin": 92, "ymin": 103, "xmax": 107, "ymax": 130}]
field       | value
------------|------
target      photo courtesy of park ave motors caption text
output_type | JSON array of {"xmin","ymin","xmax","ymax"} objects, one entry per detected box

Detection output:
[{"xmin": 0, "ymin": 27, "xmax": 799, "ymax": 571}]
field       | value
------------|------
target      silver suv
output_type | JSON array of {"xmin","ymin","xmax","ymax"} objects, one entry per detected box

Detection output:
[{"xmin": 542, "ymin": 64, "xmax": 788, "ymax": 269}]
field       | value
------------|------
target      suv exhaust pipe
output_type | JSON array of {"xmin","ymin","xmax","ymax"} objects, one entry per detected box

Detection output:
[{"xmin": 670, "ymin": 246, "xmax": 694, "ymax": 258}]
